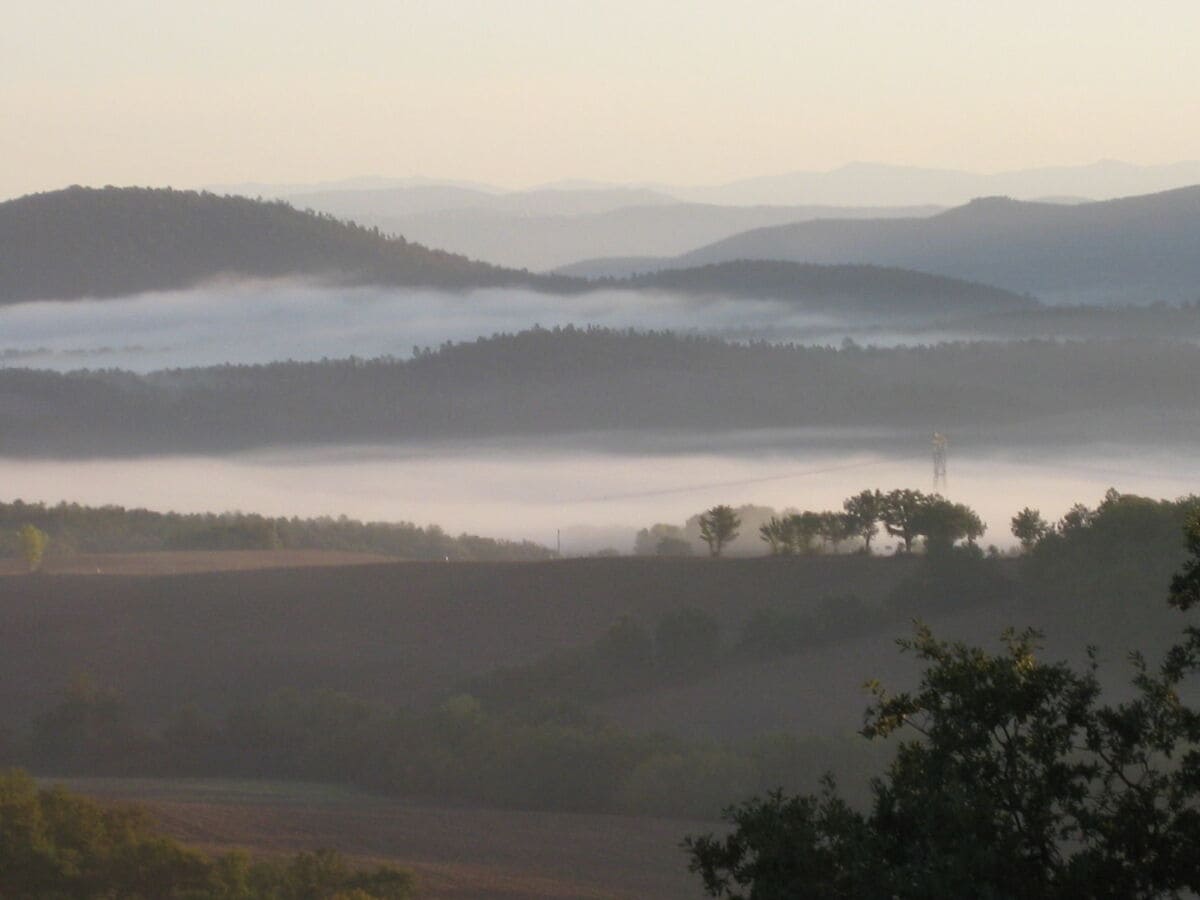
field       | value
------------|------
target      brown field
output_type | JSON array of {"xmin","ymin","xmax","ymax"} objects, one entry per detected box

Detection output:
[
  {"xmin": 0, "ymin": 555, "xmax": 919, "ymax": 724},
  {"xmin": 0, "ymin": 549, "xmax": 391, "ymax": 577},
  {"xmin": 53, "ymin": 777, "xmax": 709, "ymax": 900}
]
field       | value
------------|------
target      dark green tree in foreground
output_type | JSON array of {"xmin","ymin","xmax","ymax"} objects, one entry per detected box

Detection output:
[
  {"xmin": 699, "ymin": 505, "xmax": 742, "ymax": 557},
  {"xmin": 686, "ymin": 515, "xmax": 1200, "ymax": 899}
]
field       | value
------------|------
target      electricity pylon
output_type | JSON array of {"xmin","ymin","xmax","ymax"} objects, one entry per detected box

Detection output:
[{"xmin": 932, "ymin": 432, "xmax": 948, "ymax": 492}]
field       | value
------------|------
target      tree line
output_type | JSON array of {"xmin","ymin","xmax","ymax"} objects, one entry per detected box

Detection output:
[
  {"xmin": 0, "ymin": 671, "xmax": 881, "ymax": 823},
  {"xmin": 650, "ymin": 488, "xmax": 985, "ymax": 558},
  {"xmin": 4, "ymin": 327, "xmax": 1200, "ymax": 455},
  {"xmin": 0, "ymin": 499, "xmax": 551, "ymax": 563}
]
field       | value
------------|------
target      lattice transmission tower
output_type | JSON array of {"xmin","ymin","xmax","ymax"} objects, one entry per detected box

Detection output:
[{"xmin": 932, "ymin": 432, "xmax": 948, "ymax": 492}]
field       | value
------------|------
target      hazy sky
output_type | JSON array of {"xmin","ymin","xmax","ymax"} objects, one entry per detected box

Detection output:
[{"xmin": 3, "ymin": 1, "xmax": 1198, "ymax": 198}]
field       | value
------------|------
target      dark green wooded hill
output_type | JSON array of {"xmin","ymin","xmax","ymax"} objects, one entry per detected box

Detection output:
[
  {"xmin": 0, "ymin": 186, "xmax": 579, "ymax": 303},
  {"xmin": 624, "ymin": 259, "xmax": 1036, "ymax": 317},
  {"xmin": 3, "ymin": 328, "xmax": 1199, "ymax": 455}
]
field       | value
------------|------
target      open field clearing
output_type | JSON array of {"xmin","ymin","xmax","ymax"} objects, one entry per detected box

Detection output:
[
  {"xmin": 0, "ymin": 556, "xmax": 916, "ymax": 724},
  {"xmin": 0, "ymin": 549, "xmax": 391, "ymax": 576},
  {"xmin": 53, "ymin": 777, "xmax": 709, "ymax": 899}
]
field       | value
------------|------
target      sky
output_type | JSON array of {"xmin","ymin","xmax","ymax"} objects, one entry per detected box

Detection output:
[{"xmin": 3, "ymin": 1, "xmax": 1199, "ymax": 198}]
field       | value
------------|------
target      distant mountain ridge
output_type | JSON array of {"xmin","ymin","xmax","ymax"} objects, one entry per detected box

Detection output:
[
  {"xmin": 206, "ymin": 159, "xmax": 1200, "ymax": 208},
  {"xmin": 564, "ymin": 186, "xmax": 1200, "ymax": 305},
  {"xmin": 661, "ymin": 160, "xmax": 1200, "ymax": 206},
  {"xmin": 0, "ymin": 186, "xmax": 578, "ymax": 304},
  {"xmin": 285, "ymin": 193, "xmax": 943, "ymax": 271}
]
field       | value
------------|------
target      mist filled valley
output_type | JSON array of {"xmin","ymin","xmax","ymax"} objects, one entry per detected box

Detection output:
[{"xmin": 5, "ymin": 12, "xmax": 1200, "ymax": 891}]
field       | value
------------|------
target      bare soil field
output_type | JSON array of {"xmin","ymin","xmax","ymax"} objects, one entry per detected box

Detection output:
[
  {"xmin": 0, "ymin": 555, "xmax": 919, "ymax": 724},
  {"xmin": 0, "ymin": 549, "xmax": 391, "ymax": 576},
  {"xmin": 53, "ymin": 777, "xmax": 709, "ymax": 900}
]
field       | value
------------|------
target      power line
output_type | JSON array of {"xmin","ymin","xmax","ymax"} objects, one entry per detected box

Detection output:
[
  {"xmin": 564, "ymin": 452, "xmax": 1197, "ymax": 506},
  {"xmin": 571, "ymin": 455, "xmax": 924, "ymax": 504}
]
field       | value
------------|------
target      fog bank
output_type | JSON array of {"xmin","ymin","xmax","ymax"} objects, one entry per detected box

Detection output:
[
  {"xmin": 0, "ymin": 282, "xmax": 844, "ymax": 372},
  {"xmin": 1, "ymin": 441, "xmax": 1195, "ymax": 553}
]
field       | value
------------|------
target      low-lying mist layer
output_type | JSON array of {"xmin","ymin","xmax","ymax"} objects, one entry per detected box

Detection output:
[
  {"xmin": 0, "ymin": 282, "xmax": 840, "ymax": 371},
  {"xmin": 2, "ymin": 443, "xmax": 1196, "ymax": 552},
  {"xmin": 4, "ymin": 280, "xmax": 1198, "ymax": 373}
]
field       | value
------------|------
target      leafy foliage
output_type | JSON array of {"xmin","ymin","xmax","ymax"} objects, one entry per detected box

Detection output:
[
  {"xmin": 0, "ymin": 769, "xmax": 414, "ymax": 898},
  {"xmin": 686, "ymin": 515, "xmax": 1200, "ymax": 899},
  {"xmin": 16, "ymin": 524, "xmax": 47, "ymax": 572},
  {"xmin": 1011, "ymin": 506, "xmax": 1050, "ymax": 551},
  {"xmin": 699, "ymin": 505, "xmax": 742, "ymax": 557}
]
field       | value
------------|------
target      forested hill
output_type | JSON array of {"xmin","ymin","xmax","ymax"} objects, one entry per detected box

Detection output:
[
  {"xmin": 668, "ymin": 186, "xmax": 1200, "ymax": 305},
  {"xmin": 2, "ymin": 327, "xmax": 1198, "ymax": 455},
  {"xmin": 624, "ymin": 260, "xmax": 1036, "ymax": 316},
  {"xmin": 0, "ymin": 186, "xmax": 580, "ymax": 304}
]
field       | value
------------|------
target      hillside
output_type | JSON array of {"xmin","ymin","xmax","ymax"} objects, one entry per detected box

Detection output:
[
  {"xmin": 625, "ymin": 260, "xmax": 1035, "ymax": 317},
  {"xmin": 2, "ymin": 328, "xmax": 1198, "ymax": 455},
  {"xmin": 567, "ymin": 186, "xmax": 1200, "ymax": 304},
  {"xmin": 0, "ymin": 556, "xmax": 914, "ymax": 723},
  {"xmin": 0, "ymin": 186, "xmax": 579, "ymax": 304}
]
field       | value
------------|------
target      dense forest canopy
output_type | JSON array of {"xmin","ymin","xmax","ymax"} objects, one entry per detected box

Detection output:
[
  {"xmin": 0, "ymin": 186, "xmax": 579, "ymax": 303},
  {"xmin": 1, "ymin": 327, "xmax": 1197, "ymax": 454},
  {"xmin": 624, "ymin": 259, "xmax": 1036, "ymax": 316}
]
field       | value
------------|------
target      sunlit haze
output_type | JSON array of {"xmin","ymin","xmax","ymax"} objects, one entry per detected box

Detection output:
[{"xmin": 3, "ymin": 0, "xmax": 1199, "ymax": 198}]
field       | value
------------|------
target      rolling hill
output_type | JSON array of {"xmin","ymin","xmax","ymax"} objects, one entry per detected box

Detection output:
[
  {"xmin": 625, "ymin": 260, "xmax": 1036, "ymax": 317},
  {"xmin": 0, "ymin": 186, "xmax": 579, "ymax": 304},
  {"xmin": 563, "ymin": 186, "xmax": 1200, "ymax": 305}
]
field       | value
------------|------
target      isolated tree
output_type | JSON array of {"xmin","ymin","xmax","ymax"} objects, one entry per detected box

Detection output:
[
  {"xmin": 686, "ymin": 516, "xmax": 1200, "ymax": 899},
  {"xmin": 17, "ymin": 523, "xmax": 48, "ymax": 572},
  {"xmin": 1011, "ymin": 507, "xmax": 1050, "ymax": 551},
  {"xmin": 842, "ymin": 489, "xmax": 882, "ymax": 552},
  {"xmin": 698, "ymin": 505, "xmax": 741, "ymax": 557},
  {"xmin": 879, "ymin": 488, "xmax": 927, "ymax": 553}
]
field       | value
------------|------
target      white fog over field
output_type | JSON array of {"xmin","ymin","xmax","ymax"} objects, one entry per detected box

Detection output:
[
  {"xmin": 0, "ymin": 282, "xmax": 961, "ymax": 372},
  {"xmin": 1, "ymin": 440, "xmax": 1196, "ymax": 553}
]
